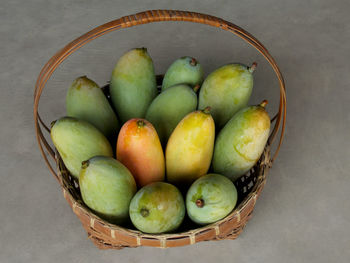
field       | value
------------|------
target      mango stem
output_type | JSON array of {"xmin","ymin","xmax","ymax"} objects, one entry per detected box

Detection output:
[
  {"xmin": 259, "ymin": 100, "xmax": 268, "ymax": 108},
  {"xmin": 137, "ymin": 120, "xmax": 146, "ymax": 128},
  {"xmin": 81, "ymin": 160, "xmax": 90, "ymax": 169},
  {"xmin": 202, "ymin": 106, "xmax": 211, "ymax": 114},
  {"xmin": 140, "ymin": 208, "xmax": 149, "ymax": 217},
  {"xmin": 249, "ymin": 62, "xmax": 257, "ymax": 73},
  {"xmin": 196, "ymin": 199, "xmax": 205, "ymax": 208},
  {"xmin": 193, "ymin": 84, "xmax": 200, "ymax": 93},
  {"xmin": 190, "ymin": 57, "xmax": 197, "ymax": 66}
]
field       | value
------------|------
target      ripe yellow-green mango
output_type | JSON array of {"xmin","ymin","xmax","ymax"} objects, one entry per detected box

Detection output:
[
  {"xmin": 129, "ymin": 182, "xmax": 185, "ymax": 234},
  {"xmin": 145, "ymin": 84, "xmax": 199, "ymax": 145},
  {"xmin": 212, "ymin": 101, "xmax": 270, "ymax": 181},
  {"xmin": 110, "ymin": 48, "xmax": 157, "ymax": 123},
  {"xmin": 162, "ymin": 56, "xmax": 203, "ymax": 91},
  {"xmin": 79, "ymin": 156, "xmax": 136, "ymax": 224},
  {"xmin": 186, "ymin": 174, "xmax": 238, "ymax": 225},
  {"xmin": 66, "ymin": 76, "xmax": 119, "ymax": 140},
  {"xmin": 50, "ymin": 117, "xmax": 113, "ymax": 179},
  {"xmin": 198, "ymin": 63, "xmax": 256, "ymax": 128},
  {"xmin": 166, "ymin": 108, "xmax": 215, "ymax": 187}
]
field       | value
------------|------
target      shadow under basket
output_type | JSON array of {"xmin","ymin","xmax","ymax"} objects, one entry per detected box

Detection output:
[{"xmin": 34, "ymin": 10, "xmax": 286, "ymax": 249}]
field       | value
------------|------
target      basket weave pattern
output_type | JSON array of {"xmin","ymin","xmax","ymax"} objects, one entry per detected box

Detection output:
[{"xmin": 34, "ymin": 10, "xmax": 286, "ymax": 249}]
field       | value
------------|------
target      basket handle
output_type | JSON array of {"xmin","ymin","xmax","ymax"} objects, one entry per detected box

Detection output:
[{"xmin": 34, "ymin": 10, "xmax": 286, "ymax": 178}]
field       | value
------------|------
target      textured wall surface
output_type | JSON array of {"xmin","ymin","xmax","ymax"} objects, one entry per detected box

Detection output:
[{"xmin": 1, "ymin": 0, "xmax": 349, "ymax": 262}]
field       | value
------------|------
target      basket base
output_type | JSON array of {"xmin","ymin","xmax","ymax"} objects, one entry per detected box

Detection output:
[{"xmin": 80, "ymin": 207, "xmax": 255, "ymax": 249}]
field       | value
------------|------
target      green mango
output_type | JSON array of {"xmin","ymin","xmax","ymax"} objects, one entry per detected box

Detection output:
[
  {"xmin": 50, "ymin": 117, "xmax": 113, "ymax": 179},
  {"xmin": 110, "ymin": 48, "xmax": 157, "ymax": 123},
  {"xmin": 212, "ymin": 101, "xmax": 270, "ymax": 181},
  {"xmin": 66, "ymin": 76, "xmax": 119, "ymax": 139},
  {"xmin": 162, "ymin": 56, "xmax": 203, "ymax": 91},
  {"xmin": 129, "ymin": 182, "xmax": 185, "ymax": 234},
  {"xmin": 145, "ymin": 84, "xmax": 199, "ymax": 145},
  {"xmin": 79, "ymin": 156, "xmax": 136, "ymax": 224},
  {"xmin": 198, "ymin": 63, "xmax": 256, "ymax": 128},
  {"xmin": 186, "ymin": 174, "xmax": 238, "ymax": 225}
]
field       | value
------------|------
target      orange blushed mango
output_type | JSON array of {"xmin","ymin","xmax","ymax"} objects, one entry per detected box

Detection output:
[{"xmin": 117, "ymin": 118, "xmax": 165, "ymax": 187}]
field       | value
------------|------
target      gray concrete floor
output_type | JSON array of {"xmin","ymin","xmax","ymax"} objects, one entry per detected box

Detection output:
[{"xmin": 1, "ymin": 0, "xmax": 349, "ymax": 262}]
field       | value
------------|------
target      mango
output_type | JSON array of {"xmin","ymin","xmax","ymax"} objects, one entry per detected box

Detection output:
[
  {"xmin": 110, "ymin": 48, "xmax": 157, "ymax": 123},
  {"xmin": 145, "ymin": 84, "xmax": 199, "ymax": 145},
  {"xmin": 129, "ymin": 182, "xmax": 185, "ymax": 233},
  {"xmin": 212, "ymin": 100, "xmax": 270, "ymax": 181},
  {"xmin": 116, "ymin": 119, "xmax": 165, "ymax": 187},
  {"xmin": 66, "ymin": 76, "xmax": 119, "ymax": 140},
  {"xmin": 162, "ymin": 56, "xmax": 203, "ymax": 91},
  {"xmin": 50, "ymin": 117, "xmax": 113, "ymax": 179},
  {"xmin": 186, "ymin": 174, "xmax": 238, "ymax": 225},
  {"xmin": 166, "ymin": 108, "xmax": 215, "ymax": 187},
  {"xmin": 198, "ymin": 63, "xmax": 256, "ymax": 128},
  {"xmin": 79, "ymin": 156, "xmax": 136, "ymax": 224}
]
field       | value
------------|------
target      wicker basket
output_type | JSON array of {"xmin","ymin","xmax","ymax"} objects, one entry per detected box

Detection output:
[{"xmin": 34, "ymin": 10, "xmax": 286, "ymax": 249}]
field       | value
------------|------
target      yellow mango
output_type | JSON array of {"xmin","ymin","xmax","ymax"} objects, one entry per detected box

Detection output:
[{"xmin": 166, "ymin": 108, "xmax": 215, "ymax": 187}]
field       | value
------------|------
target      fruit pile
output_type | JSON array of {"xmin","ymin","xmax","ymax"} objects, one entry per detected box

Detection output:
[{"xmin": 51, "ymin": 48, "xmax": 270, "ymax": 234}]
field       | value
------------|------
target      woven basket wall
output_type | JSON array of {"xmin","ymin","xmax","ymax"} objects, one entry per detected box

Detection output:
[{"xmin": 34, "ymin": 10, "xmax": 286, "ymax": 249}]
